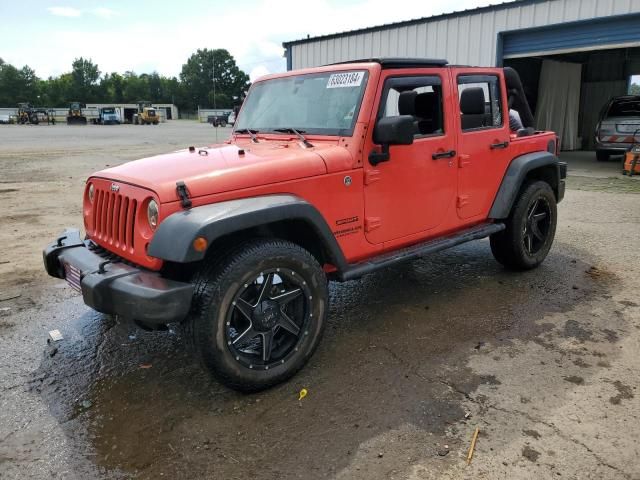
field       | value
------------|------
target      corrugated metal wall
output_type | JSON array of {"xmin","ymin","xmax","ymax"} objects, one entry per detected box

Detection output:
[{"xmin": 289, "ymin": 0, "xmax": 640, "ymax": 69}]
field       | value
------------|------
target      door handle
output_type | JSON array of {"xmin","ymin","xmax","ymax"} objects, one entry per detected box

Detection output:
[
  {"xmin": 490, "ymin": 141, "xmax": 509, "ymax": 150},
  {"xmin": 432, "ymin": 150, "xmax": 456, "ymax": 160}
]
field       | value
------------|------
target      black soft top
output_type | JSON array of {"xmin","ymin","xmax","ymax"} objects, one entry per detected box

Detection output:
[{"xmin": 331, "ymin": 57, "xmax": 448, "ymax": 68}]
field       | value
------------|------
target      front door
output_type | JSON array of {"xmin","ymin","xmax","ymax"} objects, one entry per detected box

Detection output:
[
  {"xmin": 363, "ymin": 71, "xmax": 457, "ymax": 244},
  {"xmin": 454, "ymin": 71, "xmax": 512, "ymax": 219}
]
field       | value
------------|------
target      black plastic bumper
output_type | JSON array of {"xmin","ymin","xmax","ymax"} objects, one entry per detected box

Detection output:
[
  {"xmin": 558, "ymin": 161, "xmax": 567, "ymax": 203},
  {"xmin": 43, "ymin": 229, "xmax": 194, "ymax": 325}
]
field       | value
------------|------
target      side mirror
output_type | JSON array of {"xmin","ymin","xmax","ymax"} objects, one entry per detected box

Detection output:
[{"xmin": 370, "ymin": 115, "xmax": 415, "ymax": 165}]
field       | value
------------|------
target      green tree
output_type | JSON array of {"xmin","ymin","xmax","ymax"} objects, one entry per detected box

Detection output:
[
  {"xmin": 122, "ymin": 71, "xmax": 149, "ymax": 102},
  {"xmin": 630, "ymin": 83, "xmax": 640, "ymax": 95},
  {"xmin": 101, "ymin": 72, "xmax": 125, "ymax": 103},
  {"xmin": 0, "ymin": 63, "xmax": 21, "ymax": 105},
  {"xmin": 147, "ymin": 72, "xmax": 163, "ymax": 100},
  {"xmin": 41, "ymin": 73, "xmax": 73, "ymax": 106},
  {"xmin": 0, "ymin": 63, "xmax": 39, "ymax": 105},
  {"xmin": 0, "ymin": 50, "xmax": 247, "ymax": 112},
  {"xmin": 70, "ymin": 57, "xmax": 100, "ymax": 101},
  {"xmin": 179, "ymin": 48, "xmax": 249, "ymax": 109},
  {"xmin": 20, "ymin": 66, "xmax": 40, "ymax": 103}
]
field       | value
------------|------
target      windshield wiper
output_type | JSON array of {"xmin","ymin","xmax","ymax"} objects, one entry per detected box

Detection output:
[
  {"xmin": 235, "ymin": 128, "xmax": 259, "ymax": 143},
  {"xmin": 273, "ymin": 128, "xmax": 314, "ymax": 148}
]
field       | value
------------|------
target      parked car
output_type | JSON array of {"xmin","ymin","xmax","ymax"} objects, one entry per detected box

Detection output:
[
  {"xmin": 595, "ymin": 95, "xmax": 640, "ymax": 161},
  {"xmin": 43, "ymin": 59, "xmax": 565, "ymax": 392},
  {"xmin": 208, "ymin": 114, "xmax": 228, "ymax": 127}
]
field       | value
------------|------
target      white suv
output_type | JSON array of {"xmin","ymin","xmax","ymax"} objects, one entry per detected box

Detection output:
[{"xmin": 595, "ymin": 96, "xmax": 640, "ymax": 161}]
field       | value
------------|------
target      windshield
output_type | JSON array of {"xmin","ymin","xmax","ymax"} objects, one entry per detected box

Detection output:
[
  {"xmin": 607, "ymin": 98, "xmax": 640, "ymax": 118},
  {"xmin": 235, "ymin": 70, "xmax": 368, "ymax": 136},
  {"xmin": 102, "ymin": 108, "xmax": 115, "ymax": 114}
]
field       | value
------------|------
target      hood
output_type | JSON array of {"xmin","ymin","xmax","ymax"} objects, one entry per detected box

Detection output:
[{"xmin": 92, "ymin": 142, "xmax": 333, "ymax": 203}]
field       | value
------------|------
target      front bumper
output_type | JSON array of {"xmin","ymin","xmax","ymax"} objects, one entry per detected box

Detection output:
[
  {"xmin": 557, "ymin": 161, "xmax": 567, "ymax": 203},
  {"xmin": 43, "ymin": 229, "xmax": 194, "ymax": 325}
]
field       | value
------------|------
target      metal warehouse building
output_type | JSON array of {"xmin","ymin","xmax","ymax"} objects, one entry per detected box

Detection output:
[{"xmin": 283, "ymin": 0, "xmax": 640, "ymax": 150}]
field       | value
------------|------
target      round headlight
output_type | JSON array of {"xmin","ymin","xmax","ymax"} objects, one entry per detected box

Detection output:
[
  {"xmin": 147, "ymin": 199, "xmax": 159, "ymax": 230},
  {"xmin": 88, "ymin": 183, "xmax": 95, "ymax": 203}
]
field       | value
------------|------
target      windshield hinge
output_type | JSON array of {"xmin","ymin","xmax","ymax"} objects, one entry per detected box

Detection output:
[{"xmin": 176, "ymin": 181, "xmax": 192, "ymax": 209}]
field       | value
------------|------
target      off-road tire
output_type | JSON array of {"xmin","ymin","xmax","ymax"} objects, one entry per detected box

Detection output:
[
  {"xmin": 596, "ymin": 150, "xmax": 610, "ymax": 162},
  {"xmin": 187, "ymin": 239, "xmax": 328, "ymax": 392},
  {"xmin": 490, "ymin": 180, "xmax": 557, "ymax": 270}
]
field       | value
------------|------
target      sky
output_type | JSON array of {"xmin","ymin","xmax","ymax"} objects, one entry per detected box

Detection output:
[{"xmin": 1, "ymin": 0, "xmax": 508, "ymax": 81}]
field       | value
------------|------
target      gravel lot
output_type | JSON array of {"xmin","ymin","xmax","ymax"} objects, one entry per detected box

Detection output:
[{"xmin": 1, "ymin": 122, "xmax": 639, "ymax": 479}]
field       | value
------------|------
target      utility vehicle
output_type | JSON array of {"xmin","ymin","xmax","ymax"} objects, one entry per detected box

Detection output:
[
  {"xmin": 67, "ymin": 102, "xmax": 87, "ymax": 125},
  {"xmin": 134, "ymin": 101, "xmax": 159, "ymax": 125},
  {"xmin": 44, "ymin": 58, "xmax": 565, "ymax": 391},
  {"xmin": 96, "ymin": 107, "xmax": 121, "ymax": 125}
]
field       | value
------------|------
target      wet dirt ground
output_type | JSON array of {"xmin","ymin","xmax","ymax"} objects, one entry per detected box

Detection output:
[{"xmin": 1, "ymin": 124, "xmax": 639, "ymax": 479}]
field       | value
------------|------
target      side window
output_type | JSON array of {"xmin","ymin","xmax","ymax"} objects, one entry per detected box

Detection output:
[
  {"xmin": 457, "ymin": 75, "xmax": 503, "ymax": 131},
  {"xmin": 379, "ymin": 76, "xmax": 445, "ymax": 137}
]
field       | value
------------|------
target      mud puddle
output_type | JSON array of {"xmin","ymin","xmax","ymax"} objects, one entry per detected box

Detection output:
[{"xmin": 29, "ymin": 241, "xmax": 613, "ymax": 479}]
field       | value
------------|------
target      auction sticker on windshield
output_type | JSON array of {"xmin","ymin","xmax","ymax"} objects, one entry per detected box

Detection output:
[{"xmin": 327, "ymin": 71, "xmax": 365, "ymax": 88}]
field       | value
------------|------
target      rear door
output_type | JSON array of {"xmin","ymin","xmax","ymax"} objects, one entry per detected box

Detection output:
[
  {"xmin": 363, "ymin": 69, "xmax": 458, "ymax": 244},
  {"xmin": 453, "ymin": 70, "xmax": 511, "ymax": 220}
]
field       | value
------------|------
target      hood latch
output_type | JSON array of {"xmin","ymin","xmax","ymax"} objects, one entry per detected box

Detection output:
[{"xmin": 176, "ymin": 181, "xmax": 192, "ymax": 209}]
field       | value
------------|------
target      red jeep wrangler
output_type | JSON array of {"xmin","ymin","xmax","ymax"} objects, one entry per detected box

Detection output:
[{"xmin": 44, "ymin": 58, "xmax": 565, "ymax": 391}]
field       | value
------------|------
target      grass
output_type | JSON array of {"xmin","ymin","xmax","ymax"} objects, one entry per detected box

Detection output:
[{"xmin": 567, "ymin": 175, "xmax": 640, "ymax": 194}]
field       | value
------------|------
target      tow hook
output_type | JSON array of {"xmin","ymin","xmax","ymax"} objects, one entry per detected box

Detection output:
[
  {"xmin": 56, "ymin": 235, "xmax": 68, "ymax": 247},
  {"xmin": 97, "ymin": 260, "xmax": 111, "ymax": 274}
]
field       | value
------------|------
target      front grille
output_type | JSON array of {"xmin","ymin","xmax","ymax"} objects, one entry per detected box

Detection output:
[{"xmin": 92, "ymin": 188, "xmax": 137, "ymax": 253}]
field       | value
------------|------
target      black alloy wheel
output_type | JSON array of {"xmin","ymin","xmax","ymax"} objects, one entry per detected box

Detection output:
[
  {"xmin": 490, "ymin": 180, "xmax": 557, "ymax": 270},
  {"xmin": 522, "ymin": 197, "xmax": 552, "ymax": 255},
  {"xmin": 188, "ymin": 239, "xmax": 328, "ymax": 392},
  {"xmin": 226, "ymin": 269, "xmax": 312, "ymax": 370}
]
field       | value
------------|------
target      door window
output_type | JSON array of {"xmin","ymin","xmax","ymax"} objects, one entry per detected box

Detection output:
[
  {"xmin": 457, "ymin": 75, "xmax": 503, "ymax": 131},
  {"xmin": 379, "ymin": 76, "xmax": 445, "ymax": 137}
]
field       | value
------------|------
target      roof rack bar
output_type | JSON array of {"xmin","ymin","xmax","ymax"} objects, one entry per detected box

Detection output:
[{"xmin": 329, "ymin": 57, "xmax": 448, "ymax": 68}]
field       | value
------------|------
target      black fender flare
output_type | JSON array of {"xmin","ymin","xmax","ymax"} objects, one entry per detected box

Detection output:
[
  {"xmin": 489, "ymin": 151, "xmax": 566, "ymax": 219},
  {"xmin": 147, "ymin": 194, "xmax": 348, "ymax": 269}
]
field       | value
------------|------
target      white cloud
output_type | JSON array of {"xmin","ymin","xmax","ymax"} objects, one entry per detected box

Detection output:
[
  {"xmin": 92, "ymin": 7, "xmax": 118, "ymax": 19},
  {"xmin": 47, "ymin": 6, "xmax": 82, "ymax": 17},
  {"xmin": 15, "ymin": 0, "xmax": 506, "ymax": 79},
  {"xmin": 250, "ymin": 65, "xmax": 270, "ymax": 82}
]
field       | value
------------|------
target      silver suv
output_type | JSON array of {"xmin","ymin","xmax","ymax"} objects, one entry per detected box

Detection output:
[{"xmin": 595, "ymin": 96, "xmax": 640, "ymax": 161}]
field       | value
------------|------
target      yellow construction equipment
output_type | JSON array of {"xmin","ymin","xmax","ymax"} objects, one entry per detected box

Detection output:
[
  {"xmin": 134, "ymin": 101, "xmax": 159, "ymax": 125},
  {"xmin": 67, "ymin": 102, "xmax": 87, "ymax": 125}
]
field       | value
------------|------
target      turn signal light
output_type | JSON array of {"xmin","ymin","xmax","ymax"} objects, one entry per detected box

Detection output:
[{"xmin": 193, "ymin": 236, "xmax": 208, "ymax": 252}]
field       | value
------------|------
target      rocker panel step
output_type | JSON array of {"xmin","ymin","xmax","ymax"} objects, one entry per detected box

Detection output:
[{"xmin": 340, "ymin": 222, "xmax": 505, "ymax": 281}]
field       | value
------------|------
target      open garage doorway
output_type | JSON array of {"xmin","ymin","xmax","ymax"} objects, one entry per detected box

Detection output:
[
  {"xmin": 505, "ymin": 48, "xmax": 640, "ymax": 150},
  {"xmin": 504, "ymin": 47, "xmax": 640, "ymax": 175},
  {"xmin": 498, "ymin": 13, "xmax": 640, "ymax": 175}
]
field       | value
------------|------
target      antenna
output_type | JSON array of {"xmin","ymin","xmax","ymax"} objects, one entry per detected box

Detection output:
[
  {"xmin": 212, "ymin": 50, "xmax": 218, "ymax": 144},
  {"xmin": 212, "ymin": 51, "xmax": 217, "ymax": 111}
]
